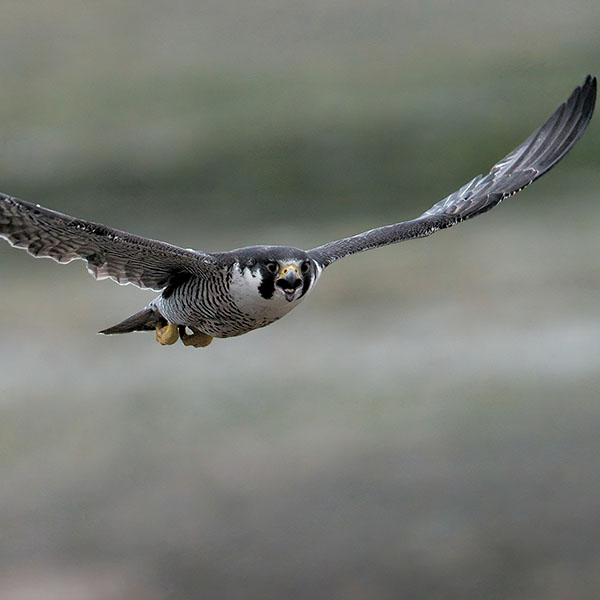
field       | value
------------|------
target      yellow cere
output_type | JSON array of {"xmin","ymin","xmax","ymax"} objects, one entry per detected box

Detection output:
[{"xmin": 279, "ymin": 264, "xmax": 301, "ymax": 277}]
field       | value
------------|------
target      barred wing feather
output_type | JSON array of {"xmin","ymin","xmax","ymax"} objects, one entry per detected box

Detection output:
[
  {"xmin": 0, "ymin": 194, "xmax": 210, "ymax": 291},
  {"xmin": 309, "ymin": 75, "xmax": 596, "ymax": 267}
]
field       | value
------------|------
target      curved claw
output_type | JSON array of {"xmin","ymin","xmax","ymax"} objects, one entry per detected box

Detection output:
[
  {"xmin": 156, "ymin": 323, "xmax": 179, "ymax": 346},
  {"xmin": 179, "ymin": 326, "xmax": 213, "ymax": 348}
]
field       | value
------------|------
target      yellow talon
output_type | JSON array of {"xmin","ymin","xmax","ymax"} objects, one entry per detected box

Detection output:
[
  {"xmin": 179, "ymin": 326, "xmax": 213, "ymax": 348},
  {"xmin": 156, "ymin": 322, "xmax": 179, "ymax": 346}
]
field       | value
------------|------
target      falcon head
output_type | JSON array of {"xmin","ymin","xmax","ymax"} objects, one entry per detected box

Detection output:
[
  {"xmin": 229, "ymin": 246, "xmax": 321, "ymax": 313},
  {"xmin": 262, "ymin": 257, "xmax": 311, "ymax": 302}
]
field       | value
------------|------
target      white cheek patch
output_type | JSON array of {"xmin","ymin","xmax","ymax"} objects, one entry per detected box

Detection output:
[
  {"xmin": 229, "ymin": 263, "xmax": 296, "ymax": 319},
  {"xmin": 230, "ymin": 263, "xmax": 261, "ymax": 303},
  {"xmin": 312, "ymin": 261, "xmax": 323, "ymax": 286}
]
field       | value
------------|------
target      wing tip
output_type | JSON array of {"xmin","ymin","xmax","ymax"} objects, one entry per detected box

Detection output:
[
  {"xmin": 583, "ymin": 74, "xmax": 597, "ymax": 88},
  {"xmin": 571, "ymin": 74, "xmax": 597, "ymax": 121},
  {"xmin": 582, "ymin": 74, "xmax": 597, "ymax": 117}
]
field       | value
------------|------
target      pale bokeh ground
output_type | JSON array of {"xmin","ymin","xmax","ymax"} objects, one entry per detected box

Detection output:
[
  {"xmin": 1, "ymin": 0, "xmax": 600, "ymax": 597},
  {"xmin": 2, "ymin": 191, "xmax": 600, "ymax": 599}
]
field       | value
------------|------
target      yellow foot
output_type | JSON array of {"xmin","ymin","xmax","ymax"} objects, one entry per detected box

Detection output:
[
  {"xmin": 179, "ymin": 326, "xmax": 213, "ymax": 348},
  {"xmin": 156, "ymin": 322, "xmax": 179, "ymax": 346}
]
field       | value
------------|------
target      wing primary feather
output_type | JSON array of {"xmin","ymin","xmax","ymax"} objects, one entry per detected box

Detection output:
[
  {"xmin": 0, "ymin": 193, "xmax": 212, "ymax": 290},
  {"xmin": 308, "ymin": 75, "xmax": 596, "ymax": 268}
]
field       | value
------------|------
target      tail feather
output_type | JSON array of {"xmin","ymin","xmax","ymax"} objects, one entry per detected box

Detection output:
[{"xmin": 99, "ymin": 306, "xmax": 166, "ymax": 335}]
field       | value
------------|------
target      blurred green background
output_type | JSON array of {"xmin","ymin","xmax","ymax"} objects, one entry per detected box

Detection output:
[{"xmin": 1, "ymin": 1, "xmax": 600, "ymax": 599}]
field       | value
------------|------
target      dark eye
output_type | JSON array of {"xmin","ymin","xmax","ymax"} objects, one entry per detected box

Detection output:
[
  {"xmin": 266, "ymin": 261, "xmax": 278, "ymax": 274},
  {"xmin": 301, "ymin": 261, "xmax": 310, "ymax": 274}
]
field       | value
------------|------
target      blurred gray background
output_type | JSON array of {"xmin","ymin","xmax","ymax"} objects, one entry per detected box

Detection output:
[{"xmin": 1, "ymin": 1, "xmax": 599, "ymax": 599}]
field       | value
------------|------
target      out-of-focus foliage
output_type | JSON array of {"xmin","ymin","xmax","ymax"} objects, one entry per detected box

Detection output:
[{"xmin": 1, "ymin": 2, "xmax": 600, "ymax": 599}]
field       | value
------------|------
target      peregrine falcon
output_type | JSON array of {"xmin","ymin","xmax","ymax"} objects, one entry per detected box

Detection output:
[{"xmin": 0, "ymin": 76, "xmax": 596, "ymax": 348}]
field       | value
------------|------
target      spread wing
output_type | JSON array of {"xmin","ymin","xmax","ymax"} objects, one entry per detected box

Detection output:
[
  {"xmin": 0, "ymin": 194, "xmax": 212, "ymax": 290},
  {"xmin": 308, "ymin": 75, "xmax": 596, "ymax": 268}
]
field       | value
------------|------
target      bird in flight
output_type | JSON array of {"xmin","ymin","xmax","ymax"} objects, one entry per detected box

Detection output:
[{"xmin": 1, "ymin": 76, "xmax": 596, "ymax": 348}]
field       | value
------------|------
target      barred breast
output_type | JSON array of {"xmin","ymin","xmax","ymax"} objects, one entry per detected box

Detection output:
[{"xmin": 154, "ymin": 264, "xmax": 295, "ymax": 338}]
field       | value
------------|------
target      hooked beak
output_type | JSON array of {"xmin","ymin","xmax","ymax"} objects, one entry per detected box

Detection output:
[{"xmin": 276, "ymin": 265, "xmax": 302, "ymax": 302}]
